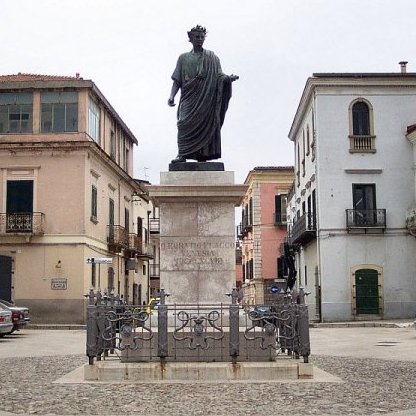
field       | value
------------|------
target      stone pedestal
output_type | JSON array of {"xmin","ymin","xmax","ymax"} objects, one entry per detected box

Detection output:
[{"xmin": 148, "ymin": 170, "xmax": 247, "ymax": 304}]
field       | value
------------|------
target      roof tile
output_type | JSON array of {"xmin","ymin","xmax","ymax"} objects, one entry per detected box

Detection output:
[{"xmin": 0, "ymin": 73, "xmax": 83, "ymax": 82}]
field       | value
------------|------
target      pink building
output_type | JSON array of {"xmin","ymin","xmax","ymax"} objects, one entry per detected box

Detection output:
[{"xmin": 238, "ymin": 166, "xmax": 294, "ymax": 304}]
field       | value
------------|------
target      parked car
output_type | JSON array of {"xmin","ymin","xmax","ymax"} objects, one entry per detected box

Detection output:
[
  {"xmin": 0, "ymin": 303, "xmax": 13, "ymax": 337},
  {"xmin": 249, "ymin": 305, "xmax": 276, "ymax": 327},
  {"xmin": 0, "ymin": 299, "xmax": 30, "ymax": 333}
]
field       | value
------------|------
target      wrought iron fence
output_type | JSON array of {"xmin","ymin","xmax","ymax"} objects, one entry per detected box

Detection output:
[{"xmin": 86, "ymin": 288, "xmax": 310, "ymax": 365}]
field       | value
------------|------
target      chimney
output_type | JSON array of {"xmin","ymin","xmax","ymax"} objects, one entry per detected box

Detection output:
[
  {"xmin": 399, "ymin": 61, "xmax": 408, "ymax": 74},
  {"xmin": 76, "ymin": 72, "xmax": 80, "ymax": 79}
]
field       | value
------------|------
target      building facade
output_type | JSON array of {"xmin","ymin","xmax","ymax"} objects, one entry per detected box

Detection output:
[
  {"xmin": 238, "ymin": 166, "xmax": 294, "ymax": 304},
  {"xmin": 287, "ymin": 68, "xmax": 416, "ymax": 322},
  {"xmin": 0, "ymin": 73, "xmax": 153, "ymax": 323}
]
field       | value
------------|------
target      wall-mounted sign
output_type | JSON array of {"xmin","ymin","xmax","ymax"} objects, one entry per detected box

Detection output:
[
  {"xmin": 51, "ymin": 278, "xmax": 68, "ymax": 290},
  {"xmin": 86, "ymin": 257, "xmax": 112, "ymax": 264}
]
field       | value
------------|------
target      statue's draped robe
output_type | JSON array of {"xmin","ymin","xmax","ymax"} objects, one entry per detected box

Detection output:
[{"xmin": 172, "ymin": 49, "xmax": 232, "ymax": 161}]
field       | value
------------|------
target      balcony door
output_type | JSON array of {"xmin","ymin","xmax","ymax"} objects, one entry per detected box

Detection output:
[
  {"xmin": 6, "ymin": 180, "xmax": 33, "ymax": 232},
  {"xmin": 352, "ymin": 184, "xmax": 376, "ymax": 226},
  {"xmin": 7, "ymin": 180, "xmax": 33, "ymax": 213}
]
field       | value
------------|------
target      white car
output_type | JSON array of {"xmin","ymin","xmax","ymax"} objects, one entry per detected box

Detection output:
[{"xmin": 0, "ymin": 303, "xmax": 13, "ymax": 337}]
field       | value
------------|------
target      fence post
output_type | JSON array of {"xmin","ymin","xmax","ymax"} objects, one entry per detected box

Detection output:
[
  {"xmin": 297, "ymin": 287, "xmax": 311, "ymax": 363},
  {"xmin": 95, "ymin": 290, "xmax": 105, "ymax": 360},
  {"xmin": 86, "ymin": 289, "xmax": 97, "ymax": 365},
  {"xmin": 229, "ymin": 288, "xmax": 240, "ymax": 363},
  {"xmin": 158, "ymin": 289, "xmax": 169, "ymax": 361}
]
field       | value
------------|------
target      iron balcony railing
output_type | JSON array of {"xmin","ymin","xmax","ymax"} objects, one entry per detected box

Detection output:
[
  {"xmin": 291, "ymin": 212, "xmax": 316, "ymax": 245},
  {"xmin": 0, "ymin": 212, "xmax": 45, "ymax": 235},
  {"xmin": 346, "ymin": 209, "xmax": 386, "ymax": 229},
  {"xmin": 149, "ymin": 218, "xmax": 160, "ymax": 234},
  {"xmin": 107, "ymin": 225, "xmax": 128, "ymax": 251},
  {"xmin": 238, "ymin": 216, "xmax": 253, "ymax": 238}
]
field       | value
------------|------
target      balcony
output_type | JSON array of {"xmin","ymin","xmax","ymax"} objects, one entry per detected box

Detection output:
[
  {"xmin": 0, "ymin": 212, "xmax": 45, "ymax": 235},
  {"xmin": 107, "ymin": 225, "xmax": 128, "ymax": 253},
  {"xmin": 149, "ymin": 263, "xmax": 160, "ymax": 279},
  {"xmin": 291, "ymin": 213, "xmax": 316, "ymax": 246},
  {"xmin": 346, "ymin": 209, "xmax": 386, "ymax": 232},
  {"xmin": 137, "ymin": 242, "xmax": 154, "ymax": 259},
  {"xmin": 349, "ymin": 135, "xmax": 376, "ymax": 153},
  {"xmin": 149, "ymin": 218, "xmax": 160, "ymax": 234},
  {"xmin": 239, "ymin": 217, "xmax": 253, "ymax": 238},
  {"xmin": 125, "ymin": 233, "xmax": 141, "ymax": 256}
]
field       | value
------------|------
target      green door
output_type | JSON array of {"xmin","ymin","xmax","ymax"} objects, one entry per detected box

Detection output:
[{"xmin": 355, "ymin": 269, "xmax": 379, "ymax": 315}]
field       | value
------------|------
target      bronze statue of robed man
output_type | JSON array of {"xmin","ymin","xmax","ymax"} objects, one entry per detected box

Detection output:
[{"xmin": 168, "ymin": 25, "xmax": 239, "ymax": 163}]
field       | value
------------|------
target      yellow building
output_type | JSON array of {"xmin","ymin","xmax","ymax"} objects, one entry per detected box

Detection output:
[{"xmin": 0, "ymin": 73, "xmax": 153, "ymax": 323}]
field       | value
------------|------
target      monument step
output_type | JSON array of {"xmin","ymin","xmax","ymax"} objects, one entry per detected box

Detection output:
[{"xmin": 84, "ymin": 359, "xmax": 313, "ymax": 382}]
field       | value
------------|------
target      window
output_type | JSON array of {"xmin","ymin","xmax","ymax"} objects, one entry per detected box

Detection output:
[
  {"xmin": 306, "ymin": 126, "xmax": 310, "ymax": 156},
  {"xmin": 124, "ymin": 208, "xmax": 130, "ymax": 233},
  {"xmin": 353, "ymin": 102, "xmax": 370, "ymax": 135},
  {"xmin": 349, "ymin": 99, "xmax": 375, "ymax": 153},
  {"xmin": 41, "ymin": 91, "xmax": 78, "ymax": 133},
  {"xmin": 137, "ymin": 217, "xmax": 143, "ymax": 238},
  {"xmin": 0, "ymin": 93, "xmax": 33, "ymax": 133},
  {"xmin": 120, "ymin": 133, "xmax": 126, "ymax": 168},
  {"xmin": 6, "ymin": 180, "xmax": 34, "ymax": 233},
  {"xmin": 242, "ymin": 198, "xmax": 253, "ymax": 229},
  {"xmin": 277, "ymin": 257, "xmax": 288, "ymax": 279},
  {"xmin": 274, "ymin": 194, "xmax": 287, "ymax": 224},
  {"xmin": 244, "ymin": 259, "xmax": 254, "ymax": 281},
  {"xmin": 88, "ymin": 98, "xmax": 100, "ymax": 142},
  {"xmin": 109, "ymin": 198, "xmax": 115, "ymax": 226},
  {"xmin": 91, "ymin": 185, "xmax": 98, "ymax": 222},
  {"xmin": 296, "ymin": 143, "xmax": 301, "ymax": 186},
  {"xmin": 110, "ymin": 126, "xmax": 116, "ymax": 160},
  {"xmin": 352, "ymin": 184, "xmax": 376, "ymax": 226},
  {"xmin": 302, "ymin": 129, "xmax": 306, "ymax": 177}
]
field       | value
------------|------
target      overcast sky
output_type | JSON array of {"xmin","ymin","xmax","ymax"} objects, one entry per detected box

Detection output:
[{"xmin": 2, "ymin": 0, "xmax": 416, "ymax": 184}]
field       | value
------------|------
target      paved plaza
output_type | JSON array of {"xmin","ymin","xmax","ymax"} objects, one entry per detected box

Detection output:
[{"xmin": 0, "ymin": 323, "xmax": 415, "ymax": 415}]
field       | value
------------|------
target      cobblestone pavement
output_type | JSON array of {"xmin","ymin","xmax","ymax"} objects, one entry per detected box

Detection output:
[{"xmin": 0, "ymin": 327, "xmax": 415, "ymax": 416}]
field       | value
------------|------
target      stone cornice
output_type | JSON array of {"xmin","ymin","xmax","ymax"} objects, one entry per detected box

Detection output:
[{"xmin": 148, "ymin": 184, "xmax": 248, "ymax": 207}]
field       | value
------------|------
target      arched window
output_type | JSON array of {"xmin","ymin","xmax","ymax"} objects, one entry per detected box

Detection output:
[
  {"xmin": 349, "ymin": 99, "xmax": 375, "ymax": 153},
  {"xmin": 352, "ymin": 101, "xmax": 370, "ymax": 135}
]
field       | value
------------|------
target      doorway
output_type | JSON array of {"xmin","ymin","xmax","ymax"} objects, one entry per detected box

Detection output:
[
  {"xmin": 0, "ymin": 256, "xmax": 12, "ymax": 301},
  {"xmin": 355, "ymin": 268, "xmax": 379, "ymax": 315}
]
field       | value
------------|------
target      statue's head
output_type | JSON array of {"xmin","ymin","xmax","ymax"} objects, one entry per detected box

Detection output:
[{"xmin": 188, "ymin": 25, "xmax": 207, "ymax": 42}]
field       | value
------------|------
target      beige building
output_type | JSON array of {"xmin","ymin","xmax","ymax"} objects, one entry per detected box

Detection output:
[{"xmin": 0, "ymin": 73, "xmax": 154, "ymax": 323}]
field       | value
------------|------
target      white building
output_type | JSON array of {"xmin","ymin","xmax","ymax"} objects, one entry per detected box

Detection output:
[{"xmin": 287, "ymin": 65, "xmax": 416, "ymax": 322}]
